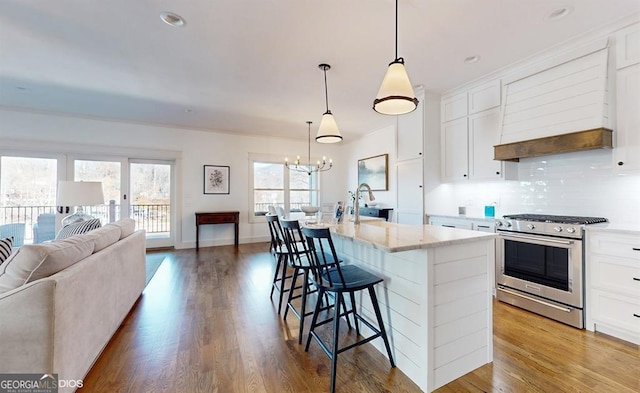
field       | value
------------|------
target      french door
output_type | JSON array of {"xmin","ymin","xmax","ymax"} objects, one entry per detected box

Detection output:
[{"xmin": 70, "ymin": 157, "xmax": 174, "ymax": 248}]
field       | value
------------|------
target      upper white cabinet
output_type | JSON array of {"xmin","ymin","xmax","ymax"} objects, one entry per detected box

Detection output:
[
  {"xmin": 397, "ymin": 94, "xmax": 424, "ymax": 162},
  {"xmin": 468, "ymin": 108, "xmax": 504, "ymax": 179},
  {"xmin": 616, "ymin": 23, "xmax": 640, "ymax": 69},
  {"xmin": 441, "ymin": 79, "xmax": 515, "ymax": 182},
  {"xmin": 441, "ymin": 92, "xmax": 467, "ymax": 122},
  {"xmin": 441, "ymin": 117, "xmax": 469, "ymax": 181},
  {"xmin": 614, "ymin": 63, "xmax": 640, "ymax": 171},
  {"xmin": 468, "ymin": 79, "xmax": 501, "ymax": 115}
]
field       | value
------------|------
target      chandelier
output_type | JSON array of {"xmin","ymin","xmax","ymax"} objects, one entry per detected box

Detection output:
[{"xmin": 285, "ymin": 121, "xmax": 333, "ymax": 175}]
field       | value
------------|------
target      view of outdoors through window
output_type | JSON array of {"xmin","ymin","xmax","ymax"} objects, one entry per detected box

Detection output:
[
  {"xmin": 0, "ymin": 156, "xmax": 172, "ymax": 245},
  {"xmin": 252, "ymin": 161, "xmax": 317, "ymax": 217},
  {"xmin": 130, "ymin": 163, "xmax": 171, "ymax": 235},
  {"xmin": 0, "ymin": 156, "xmax": 57, "ymax": 246}
]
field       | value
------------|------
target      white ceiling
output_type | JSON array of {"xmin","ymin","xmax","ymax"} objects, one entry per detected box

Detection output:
[{"xmin": 1, "ymin": 1, "xmax": 639, "ymax": 141}]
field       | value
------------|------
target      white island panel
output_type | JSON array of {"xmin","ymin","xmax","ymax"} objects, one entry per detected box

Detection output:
[{"xmin": 327, "ymin": 221, "xmax": 495, "ymax": 392}]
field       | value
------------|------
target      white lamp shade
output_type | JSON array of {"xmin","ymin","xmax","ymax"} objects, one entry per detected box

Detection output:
[
  {"xmin": 57, "ymin": 181, "xmax": 105, "ymax": 206},
  {"xmin": 316, "ymin": 112, "xmax": 343, "ymax": 144},
  {"xmin": 373, "ymin": 60, "xmax": 419, "ymax": 115}
]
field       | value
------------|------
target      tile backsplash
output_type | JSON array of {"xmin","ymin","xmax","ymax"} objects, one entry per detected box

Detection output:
[{"xmin": 426, "ymin": 149, "xmax": 640, "ymax": 225}]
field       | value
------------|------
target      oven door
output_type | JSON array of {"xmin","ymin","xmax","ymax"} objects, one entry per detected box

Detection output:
[{"xmin": 496, "ymin": 232, "xmax": 583, "ymax": 308}]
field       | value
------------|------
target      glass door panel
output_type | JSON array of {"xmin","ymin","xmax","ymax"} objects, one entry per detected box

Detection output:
[
  {"xmin": 0, "ymin": 156, "xmax": 58, "ymax": 245},
  {"xmin": 129, "ymin": 161, "xmax": 172, "ymax": 247},
  {"xmin": 73, "ymin": 159, "xmax": 123, "ymax": 224}
]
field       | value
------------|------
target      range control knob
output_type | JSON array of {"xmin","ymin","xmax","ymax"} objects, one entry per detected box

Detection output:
[
  {"xmin": 505, "ymin": 221, "xmax": 512, "ymax": 228},
  {"xmin": 527, "ymin": 223, "xmax": 535, "ymax": 230},
  {"xmin": 566, "ymin": 227, "xmax": 576, "ymax": 234},
  {"xmin": 554, "ymin": 226, "xmax": 563, "ymax": 232},
  {"xmin": 496, "ymin": 221, "xmax": 503, "ymax": 227}
]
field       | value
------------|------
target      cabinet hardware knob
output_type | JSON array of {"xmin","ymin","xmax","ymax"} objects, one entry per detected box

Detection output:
[
  {"xmin": 463, "ymin": 174, "xmax": 467, "ymax": 177},
  {"xmin": 419, "ymin": 152, "xmax": 422, "ymax": 155},
  {"xmin": 419, "ymin": 185, "xmax": 423, "ymax": 188},
  {"xmin": 618, "ymin": 161, "xmax": 624, "ymax": 166},
  {"xmin": 496, "ymin": 171, "xmax": 500, "ymax": 175}
]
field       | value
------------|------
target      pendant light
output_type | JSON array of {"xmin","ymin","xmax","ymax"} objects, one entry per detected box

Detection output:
[
  {"xmin": 285, "ymin": 121, "xmax": 333, "ymax": 175},
  {"xmin": 373, "ymin": 0, "xmax": 418, "ymax": 115},
  {"xmin": 316, "ymin": 64, "xmax": 343, "ymax": 144}
]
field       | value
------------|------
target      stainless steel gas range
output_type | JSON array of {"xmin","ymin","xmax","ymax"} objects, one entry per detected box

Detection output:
[{"xmin": 495, "ymin": 214, "xmax": 607, "ymax": 328}]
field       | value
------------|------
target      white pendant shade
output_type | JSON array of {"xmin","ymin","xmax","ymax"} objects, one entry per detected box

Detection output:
[
  {"xmin": 316, "ymin": 111, "xmax": 343, "ymax": 144},
  {"xmin": 373, "ymin": 60, "xmax": 418, "ymax": 115}
]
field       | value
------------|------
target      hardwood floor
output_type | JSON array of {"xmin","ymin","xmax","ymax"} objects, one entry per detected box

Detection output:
[{"xmin": 82, "ymin": 243, "xmax": 639, "ymax": 393}]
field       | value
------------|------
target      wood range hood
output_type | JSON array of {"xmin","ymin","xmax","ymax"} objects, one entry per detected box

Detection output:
[{"xmin": 493, "ymin": 128, "xmax": 613, "ymax": 162}]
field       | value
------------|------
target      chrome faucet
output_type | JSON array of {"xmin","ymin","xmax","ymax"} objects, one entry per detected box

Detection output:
[{"xmin": 353, "ymin": 183, "xmax": 375, "ymax": 224}]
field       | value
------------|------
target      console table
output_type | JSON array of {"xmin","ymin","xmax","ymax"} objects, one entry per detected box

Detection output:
[
  {"xmin": 195, "ymin": 211, "xmax": 239, "ymax": 250},
  {"xmin": 358, "ymin": 207, "xmax": 393, "ymax": 221}
]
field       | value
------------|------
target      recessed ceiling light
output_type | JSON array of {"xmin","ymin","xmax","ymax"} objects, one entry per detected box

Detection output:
[
  {"xmin": 464, "ymin": 55, "xmax": 480, "ymax": 64},
  {"xmin": 160, "ymin": 12, "xmax": 185, "ymax": 27},
  {"xmin": 544, "ymin": 7, "xmax": 573, "ymax": 21}
]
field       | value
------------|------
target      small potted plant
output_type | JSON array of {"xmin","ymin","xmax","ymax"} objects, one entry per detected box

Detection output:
[{"xmin": 348, "ymin": 191, "xmax": 362, "ymax": 215}]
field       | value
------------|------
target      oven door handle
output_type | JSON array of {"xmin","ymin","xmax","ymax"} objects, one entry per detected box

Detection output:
[
  {"xmin": 499, "ymin": 233, "xmax": 574, "ymax": 245},
  {"xmin": 499, "ymin": 287, "xmax": 573, "ymax": 313}
]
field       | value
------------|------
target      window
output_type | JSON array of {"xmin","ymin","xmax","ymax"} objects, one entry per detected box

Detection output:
[
  {"xmin": 250, "ymin": 155, "xmax": 318, "ymax": 222},
  {"xmin": 0, "ymin": 155, "xmax": 58, "ymax": 245}
]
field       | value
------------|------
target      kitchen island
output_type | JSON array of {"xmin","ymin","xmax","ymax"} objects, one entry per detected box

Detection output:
[{"xmin": 316, "ymin": 219, "xmax": 496, "ymax": 392}]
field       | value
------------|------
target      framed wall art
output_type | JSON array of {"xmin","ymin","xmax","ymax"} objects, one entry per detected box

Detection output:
[
  {"xmin": 357, "ymin": 154, "xmax": 388, "ymax": 191},
  {"xmin": 204, "ymin": 165, "xmax": 230, "ymax": 194}
]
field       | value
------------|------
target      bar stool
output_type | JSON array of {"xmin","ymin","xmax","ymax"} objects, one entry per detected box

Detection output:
[
  {"xmin": 280, "ymin": 219, "xmax": 348, "ymax": 344},
  {"xmin": 266, "ymin": 214, "xmax": 292, "ymax": 314},
  {"xmin": 301, "ymin": 226, "xmax": 395, "ymax": 393}
]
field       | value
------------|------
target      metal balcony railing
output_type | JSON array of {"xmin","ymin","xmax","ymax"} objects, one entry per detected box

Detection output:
[{"xmin": 1, "ymin": 203, "xmax": 170, "ymax": 244}]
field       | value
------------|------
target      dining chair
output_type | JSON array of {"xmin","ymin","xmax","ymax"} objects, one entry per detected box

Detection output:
[{"xmin": 266, "ymin": 214, "xmax": 292, "ymax": 314}]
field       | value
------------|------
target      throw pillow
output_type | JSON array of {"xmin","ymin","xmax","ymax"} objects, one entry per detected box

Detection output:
[
  {"xmin": 0, "ymin": 236, "xmax": 13, "ymax": 264},
  {"xmin": 56, "ymin": 218, "xmax": 102, "ymax": 240}
]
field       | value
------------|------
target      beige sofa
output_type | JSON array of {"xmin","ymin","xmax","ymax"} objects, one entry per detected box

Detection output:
[{"xmin": 0, "ymin": 218, "xmax": 146, "ymax": 392}]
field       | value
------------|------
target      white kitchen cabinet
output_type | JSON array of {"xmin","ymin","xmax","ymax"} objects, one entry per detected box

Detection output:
[
  {"xmin": 442, "ymin": 107, "xmax": 516, "ymax": 182},
  {"xmin": 428, "ymin": 215, "xmax": 495, "ymax": 232},
  {"xmin": 469, "ymin": 108, "xmax": 506, "ymax": 180},
  {"xmin": 586, "ymin": 229, "xmax": 640, "ymax": 344},
  {"xmin": 396, "ymin": 159, "xmax": 424, "ymax": 225},
  {"xmin": 441, "ymin": 92, "xmax": 467, "ymax": 122},
  {"xmin": 441, "ymin": 118, "xmax": 469, "ymax": 181},
  {"xmin": 616, "ymin": 23, "xmax": 640, "ymax": 70},
  {"xmin": 397, "ymin": 91, "xmax": 424, "ymax": 162},
  {"xmin": 613, "ymin": 63, "xmax": 640, "ymax": 171},
  {"xmin": 468, "ymin": 79, "xmax": 501, "ymax": 115}
]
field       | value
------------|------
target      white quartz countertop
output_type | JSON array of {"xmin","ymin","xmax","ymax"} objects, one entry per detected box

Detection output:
[
  {"xmin": 305, "ymin": 220, "xmax": 495, "ymax": 252},
  {"xmin": 584, "ymin": 222, "xmax": 640, "ymax": 235}
]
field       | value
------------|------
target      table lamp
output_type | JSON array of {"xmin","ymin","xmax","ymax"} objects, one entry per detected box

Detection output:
[{"xmin": 57, "ymin": 181, "xmax": 105, "ymax": 227}]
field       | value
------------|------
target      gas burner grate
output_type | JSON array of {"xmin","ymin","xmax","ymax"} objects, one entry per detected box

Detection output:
[{"xmin": 502, "ymin": 214, "xmax": 608, "ymax": 225}]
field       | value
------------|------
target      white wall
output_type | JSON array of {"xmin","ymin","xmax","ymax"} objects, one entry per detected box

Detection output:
[
  {"xmin": 0, "ymin": 108, "xmax": 348, "ymax": 248},
  {"xmin": 342, "ymin": 124, "xmax": 396, "ymax": 209}
]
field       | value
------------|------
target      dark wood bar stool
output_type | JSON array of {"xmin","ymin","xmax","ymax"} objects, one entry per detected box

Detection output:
[
  {"xmin": 266, "ymin": 214, "xmax": 292, "ymax": 314},
  {"xmin": 280, "ymin": 219, "xmax": 346, "ymax": 344},
  {"xmin": 301, "ymin": 226, "xmax": 395, "ymax": 393}
]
